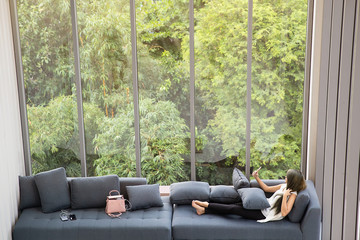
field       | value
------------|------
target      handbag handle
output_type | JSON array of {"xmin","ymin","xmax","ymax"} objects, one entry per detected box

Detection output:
[
  {"xmin": 108, "ymin": 212, "xmax": 122, "ymax": 218},
  {"xmin": 109, "ymin": 190, "xmax": 121, "ymax": 196},
  {"xmin": 125, "ymin": 199, "xmax": 132, "ymax": 211}
]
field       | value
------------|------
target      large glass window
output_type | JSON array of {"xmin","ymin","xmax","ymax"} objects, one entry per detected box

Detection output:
[
  {"xmin": 76, "ymin": 0, "xmax": 136, "ymax": 177},
  {"xmin": 251, "ymin": 0, "xmax": 307, "ymax": 179},
  {"xmin": 136, "ymin": 0, "xmax": 191, "ymax": 184},
  {"xmin": 194, "ymin": 0, "xmax": 248, "ymax": 185},
  {"xmin": 17, "ymin": 0, "xmax": 310, "ymax": 182},
  {"xmin": 18, "ymin": 0, "xmax": 81, "ymax": 177}
]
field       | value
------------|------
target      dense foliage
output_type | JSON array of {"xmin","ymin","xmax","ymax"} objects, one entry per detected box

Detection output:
[{"xmin": 18, "ymin": 0, "xmax": 307, "ymax": 184}]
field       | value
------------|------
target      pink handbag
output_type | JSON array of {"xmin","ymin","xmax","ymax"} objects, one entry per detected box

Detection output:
[{"xmin": 105, "ymin": 190, "xmax": 126, "ymax": 218}]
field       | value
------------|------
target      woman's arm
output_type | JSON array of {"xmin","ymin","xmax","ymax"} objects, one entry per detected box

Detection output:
[
  {"xmin": 252, "ymin": 167, "xmax": 281, "ymax": 193},
  {"xmin": 281, "ymin": 189, "xmax": 297, "ymax": 217}
]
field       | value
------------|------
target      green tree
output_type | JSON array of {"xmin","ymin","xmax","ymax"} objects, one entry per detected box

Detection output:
[
  {"xmin": 94, "ymin": 98, "xmax": 189, "ymax": 184},
  {"xmin": 28, "ymin": 95, "xmax": 103, "ymax": 176},
  {"xmin": 76, "ymin": 0, "xmax": 133, "ymax": 116},
  {"xmin": 18, "ymin": 0, "xmax": 74, "ymax": 106}
]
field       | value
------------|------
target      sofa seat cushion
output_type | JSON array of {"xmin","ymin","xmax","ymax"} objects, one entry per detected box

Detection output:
[
  {"xmin": 172, "ymin": 205, "xmax": 302, "ymax": 240},
  {"xmin": 13, "ymin": 197, "xmax": 172, "ymax": 240}
]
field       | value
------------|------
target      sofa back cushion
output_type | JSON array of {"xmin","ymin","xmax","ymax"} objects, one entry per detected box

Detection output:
[
  {"xmin": 126, "ymin": 184, "xmax": 163, "ymax": 210},
  {"xmin": 287, "ymin": 189, "xmax": 310, "ymax": 222},
  {"xmin": 70, "ymin": 175, "xmax": 120, "ymax": 209},
  {"xmin": 210, "ymin": 185, "xmax": 240, "ymax": 204},
  {"xmin": 19, "ymin": 176, "xmax": 41, "ymax": 210},
  {"xmin": 170, "ymin": 181, "xmax": 210, "ymax": 205},
  {"xmin": 119, "ymin": 177, "xmax": 147, "ymax": 199},
  {"xmin": 232, "ymin": 168, "xmax": 250, "ymax": 189},
  {"xmin": 34, "ymin": 167, "xmax": 71, "ymax": 213}
]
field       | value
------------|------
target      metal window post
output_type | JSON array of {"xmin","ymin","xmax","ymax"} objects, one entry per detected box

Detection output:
[
  {"xmin": 189, "ymin": 0, "xmax": 196, "ymax": 181},
  {"xmin": 246, "ymin": 0, "xmax": 253, "ymax": 179},
  {"xmin": 130, "ymin": 0, "xmax": 141, "ymax": 177},
  {"xmin": 70, "ymin": 0, "xmax": 87, "ymax": 177}
]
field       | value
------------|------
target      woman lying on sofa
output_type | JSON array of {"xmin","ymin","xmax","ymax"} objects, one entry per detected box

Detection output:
[{"xmin": 191, "ymin": 168, "xmax": 306, "ymax": 223}]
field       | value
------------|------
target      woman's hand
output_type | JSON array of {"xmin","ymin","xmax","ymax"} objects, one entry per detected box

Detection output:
[
  {"xmin": 252, "ymin": 167, "xmax": 281, "ymax": 193},
  {"xmin": 252, "ymin": 167, "xmax": 261, "ymax": 178},
  {"xmin": 281, "ymin": 189, "xmax": 296, "ymax": 217},
  {"xmin": 284, "ymin": 188, "xmax": 292, "ymax": 198}
]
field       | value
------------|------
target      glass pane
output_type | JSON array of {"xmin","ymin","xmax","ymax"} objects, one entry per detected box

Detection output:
[
  {"xmin": 18, "ymin": 0, "xmax": 81, "ymax": 176},
  {"xmin": 195, "ymin": 0, "xmax": 248, "ymax": 185},
  {"xmin": 77, "ymin": 0, "xmax": 136, "ymax": 177},
  {"xmin": 251, "ymin": 0, "xmax": 307, "ymax": 179},
  {"xmin": 136, "ymin": 0, "xmax": 191, "ymax": 184}
]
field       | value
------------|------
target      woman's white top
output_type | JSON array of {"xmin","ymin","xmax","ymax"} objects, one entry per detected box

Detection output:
[{"xmin": 257, "ymin": 184, "xmax": 297, "ymax": 223}]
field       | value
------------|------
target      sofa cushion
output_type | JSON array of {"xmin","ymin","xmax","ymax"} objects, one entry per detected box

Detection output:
[
  {"xmin": 70, "ymin": 175, "xmax": 120, "ymax": 209},
  {"xmin": 237, "ymin": 188, "xmax": 270, "ymax": 210},
  {"xmin": 287, "ymin": 189, "xmax": 310, "ymax": 222},
  {"xmin": 232, "ymin": 168, "xmax": 250, "ymax": 189},
  {"xmin": 126, "ymin": 184, "xmax": 163, "ymax": 210},
  {"xmin": 34, "ymin": 167, "xmax": 70, "ymax": 213},
  {"xmin": 13, "ymin": 197, "xmax": 172, "ymax": 240},
  {"xmin": 119, "ymin": 177, "xmax": 147, "ymax": 200},
  {"xmin": 170, "ymin": 181, "xmax": 210, "ymax": 205},
  {"xmin": 172, "ymin": 204, "xmax": 302, "ymax": 240},
  {"xmin": 19, "ymin": 176, "xmax": 41, "ymax": 210},
  {"xmin": 210, "ymin": 185, "xmax": 240, "ymax": 204}
]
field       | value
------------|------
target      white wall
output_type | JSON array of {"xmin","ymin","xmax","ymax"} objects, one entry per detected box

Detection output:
[
  {"xmin": 0, "ymin": 0, "xmax": 26, "ymax": 239},
  {"xmin": 309, "ymin": 0, "xmax": 360, "ymax": 239}
]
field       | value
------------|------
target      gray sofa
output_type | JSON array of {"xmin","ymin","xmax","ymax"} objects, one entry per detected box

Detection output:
[
  {"xmin": 171, "ymin": 180, "xmax": 321, "ymax": 240},
  {"xmin": 13, "ymin": 175, "xmax": 320, "ymax": 240},
  {"xmin": 13, "ymin": 177, "xmax": 172, "ymax": 240}
]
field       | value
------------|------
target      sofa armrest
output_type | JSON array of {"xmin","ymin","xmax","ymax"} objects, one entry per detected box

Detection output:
[
  {"xmin": 119, "ymin": 177, "xmax": 147, "ymax": 199},
  {"xmin": 300, "ymin": 180, "xmax": 321, "ymax": 240}
]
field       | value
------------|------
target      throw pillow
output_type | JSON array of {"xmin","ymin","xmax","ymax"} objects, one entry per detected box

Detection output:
[
  {"xmin": 126, "ymin": 184, "xmax": 163, "ymax": 211},
  {"xmin": 237, "ymin": 188, "xmax": 270, "ymax": 210},
  {"xmin": 170, "ymin": 181, "xmax": 210, "ymax": 205},
  {"xmin": 19, "ymin": 176, "xmax": 41, "ymax": 210},
  {"xmin": 210, "ymin": 185, "xmax": 240, "ymax": 204},
  {"xmin": 287, "ymin": 190, "xmax": 310, "ymax": 222},
  {"xmin": 34, "ymin": 167, "xmax": 71, "ymax": 213},
  {"xmin": 232, "ymin": 168, "xmax": 250, "ymax": 189},
  {"xmin": 70, "ymin": 175, "xmax": 120, "ymax": 209}
]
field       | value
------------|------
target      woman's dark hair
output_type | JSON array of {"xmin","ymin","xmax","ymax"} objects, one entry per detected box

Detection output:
[{"xmin": 271, "ymin": 169, "xmax": 306, "ymax": 215}]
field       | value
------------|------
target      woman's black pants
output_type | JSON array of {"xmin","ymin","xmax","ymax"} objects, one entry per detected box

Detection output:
[{"xmin": 206, "ymin": 202, "xmax": 265, "ymax": 220}]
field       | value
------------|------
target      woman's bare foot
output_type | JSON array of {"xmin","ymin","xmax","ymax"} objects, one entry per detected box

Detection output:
[
  {"xmin": 192, "ymin": 201, "xmax": 205, "ymax": 215},
  {"xmin": 194, "ymin": 200, "xmax": 209, "ymax": 208}
]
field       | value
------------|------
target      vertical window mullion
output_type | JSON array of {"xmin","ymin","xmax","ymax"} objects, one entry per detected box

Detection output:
[
  {"xmin": 70, "ymin": 0, "xmax": 87, "ymax": 177},
  {"xmin": 189, "ymin": 0, "xmax": 196, "ymax": 181},
  {"xmin": 246, "ymin": 0, "xmax": 253, "ymax": 179},
  {"xmin": 130, "ymin": 0, "xmax": 141, "ymax": 177}
]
